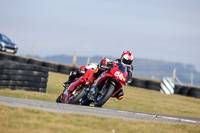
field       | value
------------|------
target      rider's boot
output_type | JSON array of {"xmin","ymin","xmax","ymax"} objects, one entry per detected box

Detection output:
[{"xmin": 114, "ymin": 89, "xmax": 124, "ymax": 100}]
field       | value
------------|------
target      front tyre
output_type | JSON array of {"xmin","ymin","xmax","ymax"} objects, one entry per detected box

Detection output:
[
  {"xmin": 80, "ymin": 94, "xmax": 92, "ymax": 106},
  {"xmin": 94, "ymin": 84, "xmax": 115, "ymax": 107},
  {"xmin": 67, "ymin": 86, "xmax": 86, "ymax": 104},
  {"xmin": 56, "ymin": 94, "xmax": 62, "ymax": 103}
]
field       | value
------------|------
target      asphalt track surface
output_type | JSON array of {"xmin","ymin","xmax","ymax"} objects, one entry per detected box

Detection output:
[{"xmin": 0, "ymin": 96, "xmax": 200, "ymax": 125}]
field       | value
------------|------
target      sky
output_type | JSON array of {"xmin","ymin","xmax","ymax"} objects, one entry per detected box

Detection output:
[{"xmin": 0, "ymin": 0, "xmax": 200, "ymax": 71}]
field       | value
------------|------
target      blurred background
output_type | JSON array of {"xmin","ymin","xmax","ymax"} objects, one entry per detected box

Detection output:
[{"xmin": 0, "ymin": 0, "xmax": 200, "ymax": 85}]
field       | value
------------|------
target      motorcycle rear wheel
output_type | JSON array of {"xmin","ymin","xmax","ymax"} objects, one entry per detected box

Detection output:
[{"xmin": 94, "ymin": 84, "xmax": 115, "ymax": 107}]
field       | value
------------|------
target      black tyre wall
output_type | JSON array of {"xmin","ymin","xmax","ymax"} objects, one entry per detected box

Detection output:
[
  {"xmin": 130, "ymin": 78, "xmax": 146, "ymax": 88},
  {"xmin": 0, "ymin": 53, "xmax": 14, "ymax": 60},
  {"xmin": 13, "ymin": 56, "xmax": 28, "ymax": 63},
  {"xmin": 0, "ymin": 60, "xmax": 49, "ymax": 93},
  {"xmin": 146, "ymin": 80, "xmax": 161, "ymax": 91},
  {"xmin": 58, "ymin": 64, "xmax": 78, "ymax": 74},
  {"xmin": 187, "ymin": 88, "xmax": 200, "ymax": 98},
  {"xmin": 28, "ymin": 58, "xmax": 43, "ymax": 66},
  {"xmin": 43, "ymin": 61, "xmax": 59, "ymax": 72},
  {"xmin": 58, "ymin": 64, "xmax": 72, "ymax": 74},
  {"xmin": 174, "ymin": 85, "xmax": 183, "ymax": 94},
  {"xmin": 179, "ymin": 87, "xmax": 191, "ymax": 96}
]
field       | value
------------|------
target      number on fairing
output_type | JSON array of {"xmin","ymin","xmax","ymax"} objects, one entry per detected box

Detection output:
[{"xmin": 114, "ymin": 71, "xmax": 123, "ymax": 80}]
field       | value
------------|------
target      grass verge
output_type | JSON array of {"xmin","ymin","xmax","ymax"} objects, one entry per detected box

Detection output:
[{"xmin": 0, "ymin": 104, "xmax": 200, "ymax": 133}]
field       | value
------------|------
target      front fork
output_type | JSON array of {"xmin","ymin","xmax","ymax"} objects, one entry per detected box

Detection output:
[{"xmin": 87, "ymin": 79, "xmax": 110, "ymax": 101}]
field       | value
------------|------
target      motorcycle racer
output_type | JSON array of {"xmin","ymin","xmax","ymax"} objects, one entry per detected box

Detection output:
[
  {"xmin": 62, "ymin": 62, "xmax": 99, "ymax": 88},
  {"xmin": 60, "ymin": 62, "xmax": 99, "ymax": 103},
  {"xmin": 89, "ymin": 51, "xmax": 134, "ymax": 101},
  {"xmin": 113, "ymin": 50, "xmax": 134, "ymax": 100},
  {"xmin": 116, "ymin": 50, "xmax": 134, "ymax": 83},
  {"xmin": 80, "ymin": 58, "xmax": 113, "ymax": 104}
]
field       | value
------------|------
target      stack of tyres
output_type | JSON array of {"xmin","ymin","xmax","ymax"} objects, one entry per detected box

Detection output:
[
  {"xmin": 0, "ymin": 61, "xmax": 13, "ymax": 89},
  {"xmin": 187, "ymin": 87, "xmax": 200, "ymax": 98},
  {"xmin": 58, "ymin": 64, "xmax": 78, "ymax": 74},
  {"xmin": 43, "ymin": 61, "xmax": 59, "ymax": 72},
  {"xmin": 0, "ymin": 60, "xmax": 49, "ymax": 93},
  {"xmin": 0, "ymin": 52, "xmax": 14, "ymax": 60},
  {"xmin": 27, "ymin": 58, "xmax": 43, "ymax": 66},
  {"xmin": 130, "ymin": 78, "xmax": 146, "ymax": 88},
  {"xmin": 0, "ymin": 51, "xmax": 78, "ymax": 74},
  {"xmin": 146, "ymin": 80, "xmax": 161, "ymax": 91}
]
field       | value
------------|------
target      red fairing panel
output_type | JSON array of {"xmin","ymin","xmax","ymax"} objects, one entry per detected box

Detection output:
[{"xmin": 68, "ymin": 76, "xmax": 84, "ymax": 92}]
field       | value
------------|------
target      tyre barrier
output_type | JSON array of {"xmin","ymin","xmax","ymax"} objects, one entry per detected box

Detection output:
[
  {"xmin": 130, "ymin": 78, "xmax": 146, "ymax": 88},
  {"xmin": 43, "ymin": 61, "xmax": 59, "ymax": 72},
  {"xmin": 0, "ymin": 51, "xmax": 78, "ymax": 74},
  {"xmin": 130, "ymin": 77, "xmax": 200, "ymax": 99},
  {"xmin": 146, "ymin": 80, "xmax": 161, "ymax": 91},
  {"xmin": 28, "ymin": 58, "xmax": 43, "ymax": 66},
  {"xmin": 0, "ymin": 60, "xmax": 49, "ymax": 93},
  {"xmin": 174, "ymin": 85, "xmax": 183, "ymax": 94},
  {"xmin": 187, "ymin": 88, "xmax": 200, "ymax": 98},
  {"xmin": 58, "ymin": 64, "xmax": 78, "ymax": 74},
  {"xmin": 178, "ymin": 86, "xmax": 191, "ymax": 96},
  {"xmin": 0, "ymin": 53, "xmax": 14, "ymax": 60},
  {"xmin": 13, "ymin": 56, "xmax": 28, "ymax": 63}
]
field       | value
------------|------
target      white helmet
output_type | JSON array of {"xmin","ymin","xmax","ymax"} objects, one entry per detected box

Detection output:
[
  {"xmin": 85, "ymin": 62, "xmax": 99, "ymax": 70},
  {"xmin": 100, "ymin": 58, "xmax": 111, "ymax": 69},
  {"xmin": 121, "ymin": 51, "xmax": 134, "ymax": 67}
]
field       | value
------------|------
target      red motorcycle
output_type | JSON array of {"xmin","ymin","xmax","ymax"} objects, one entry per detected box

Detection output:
[
  {"xmin": 56, "ymin": 69, "xmax": 94, "ymax": 104},
  {"xmin": 81, "ymin": 62, "xmax": 128, "ymax": 107}
]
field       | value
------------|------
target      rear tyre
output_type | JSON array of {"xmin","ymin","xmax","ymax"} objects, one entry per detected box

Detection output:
[{"xmin": 94, "ymin": 84, "xmax": 115, "ymax": 107}]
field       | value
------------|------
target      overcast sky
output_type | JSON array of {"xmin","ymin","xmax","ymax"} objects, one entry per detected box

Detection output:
[{"xmin": 0, "ymin": 0, "xmax": 200, "ymax": 71}]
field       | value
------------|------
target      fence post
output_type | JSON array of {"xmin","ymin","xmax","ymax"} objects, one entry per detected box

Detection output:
[
  {"xmin": 191, "ymin": 73, "xmax": 193, "ymax": 86},
  {"xmin": 86, "ymin": 57, "xmax": 90, "ymax": 65},
  {"xmin": 172, "ymin": 68, "xmax": 183, "ymax": 85},
  {"xmin": 31, "ymin": 43, "xmax": 35, "ymax": 58},
  {"xmin": 172, "ymin": 68, "xmax": 176, "ymax": 84},
  {"xmin": 72, "ymin": 50, "xmax": 76, "ymax": 66}
]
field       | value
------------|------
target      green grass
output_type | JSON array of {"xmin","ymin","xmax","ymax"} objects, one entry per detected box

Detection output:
[
  {"xmin": 0, "ymin": 72, "xmax": 200, "ymax": 133},
  {"xmin": 0, "ymin": 104, "xmax": 200, "ymax": 133}
]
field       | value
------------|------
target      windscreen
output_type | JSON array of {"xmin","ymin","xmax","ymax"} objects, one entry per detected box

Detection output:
[{"xmin": 116, "ymin": 62, "xmax": 127, "ymax": 73}]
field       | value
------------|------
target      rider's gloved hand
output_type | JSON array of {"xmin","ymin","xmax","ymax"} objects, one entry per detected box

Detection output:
[
  {"xmin": 123, "ymin": 83, "xmax": 128, "ymax": 86},
  {"xmin": 106, "ymin": 67, "xmax": 111, "ymax": 73},
  {"xmin": 107, "ymin": 62, "xmax": 113, "ymax": 68}
]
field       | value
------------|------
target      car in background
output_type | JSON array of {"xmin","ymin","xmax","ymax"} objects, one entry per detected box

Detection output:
[{"xmin": 0, "ymin": 33, "xmax": 18, "ymax": 54}]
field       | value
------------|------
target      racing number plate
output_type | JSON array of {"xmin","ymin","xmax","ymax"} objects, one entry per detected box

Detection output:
[{"xmin": 114, "ymin": 71, "xmax": 124, "ymax": 80}]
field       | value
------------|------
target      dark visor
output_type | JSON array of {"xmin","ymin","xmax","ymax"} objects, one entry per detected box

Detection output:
[{"xmin": 122, "ymin": 59, "xmax": 132, "ymax": 65}]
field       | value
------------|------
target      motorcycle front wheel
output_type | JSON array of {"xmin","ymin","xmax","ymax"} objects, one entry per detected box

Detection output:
[
  {"xmin": 67, "ymin": 86, "xmax": 86, "ymax": 104},
  {"xmin": 80, "ymin": 93, "xmax": 93, "ymax": 106},
  {"xmin": 94, "ymin": 84, "xmax": 115, "ymax": 107},
  {"xmin": 56, "ymin": 94, "xmax": 62, "ymax": 103}
]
